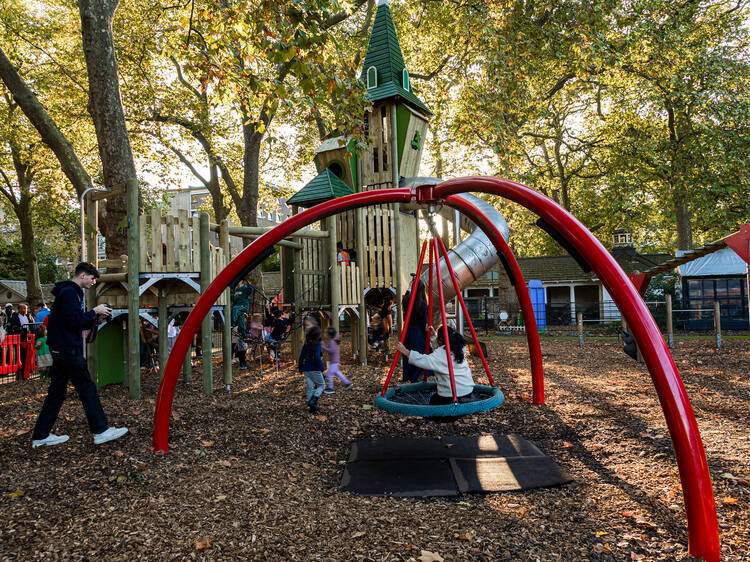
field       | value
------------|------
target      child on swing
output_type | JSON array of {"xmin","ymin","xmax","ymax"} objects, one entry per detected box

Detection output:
[
  {"xmin": 321, "ymin": 327, "xmax": 353, "ymax": 394},
  {"xmin": 396, "ymin": 325, "xmax": 475, "ymax": 405}
]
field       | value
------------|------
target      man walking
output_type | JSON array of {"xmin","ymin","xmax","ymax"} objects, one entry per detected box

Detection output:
[{"xmin": 31, "ymin": 262, "xmax": 128, "ymax": 448}]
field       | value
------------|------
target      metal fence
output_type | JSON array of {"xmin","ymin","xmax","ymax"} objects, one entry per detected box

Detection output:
[{"xmin": 461, "ymin": 296, "xmax": 749, "ymax": 333}]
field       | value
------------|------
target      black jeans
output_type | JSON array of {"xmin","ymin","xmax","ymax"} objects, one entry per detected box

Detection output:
[{"xmin": 32, "ymin": 347, "xmax": 108, "ymax": 439}]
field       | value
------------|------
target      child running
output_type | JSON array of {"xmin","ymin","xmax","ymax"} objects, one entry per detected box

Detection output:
[
  {"xmin": 321, "ymin": 327, "xmax": 353, "ymax": 394},
  {"xmin": 298, "ymin": 325, "xmax": 325, "ymax": 413}
]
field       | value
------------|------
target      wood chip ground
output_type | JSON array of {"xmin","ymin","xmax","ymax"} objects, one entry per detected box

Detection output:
[{"xmin": 0, "ymin": 337, "xmax": 747, "ymax": 560}]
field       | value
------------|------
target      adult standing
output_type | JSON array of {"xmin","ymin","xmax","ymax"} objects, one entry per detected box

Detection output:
[
  {"xmin": 34, "ymin": 302, "xmax": 51, "ymax": 325},
  {"xmin": 31, "ymin": 262, "xmax": 128, "ymax": 448},
  {"xmin": 401, "ymin": 280, "xmax": 431, "ymax": 383}
]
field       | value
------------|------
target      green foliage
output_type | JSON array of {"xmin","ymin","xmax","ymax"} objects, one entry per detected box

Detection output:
[
  {"xmin": 0, "ymin": 239, "xmax": 24, "ymax": 279},
  {"xmin": 261, "ymin": 249, "xmax": 281, "ymax": 272}
]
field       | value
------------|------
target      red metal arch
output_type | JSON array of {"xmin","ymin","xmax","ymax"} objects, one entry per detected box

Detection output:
[
  {"xmin": 152, "ymin": 179, "xmax": 718, "ymax": 561},
  {"xmin": 435, "ymin": 177, "xmax": 719, "ymax": 562}
]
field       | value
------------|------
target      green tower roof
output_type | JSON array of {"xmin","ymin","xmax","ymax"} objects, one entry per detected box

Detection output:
[
  {"xmin": 359, "ymin": 0, "xmax": 431, "ymax": 115},
  {"xmin": 287, "ymin": 169, "xmax": 355, "ymax": 208}
]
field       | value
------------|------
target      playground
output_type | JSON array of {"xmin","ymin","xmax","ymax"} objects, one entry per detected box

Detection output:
[{"xmin": 0, "ymin": 337, "xmax": 748, "ymax": 560}]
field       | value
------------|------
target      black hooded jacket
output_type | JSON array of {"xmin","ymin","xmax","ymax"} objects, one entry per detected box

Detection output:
[{"xmin": 47, "ymin": 280, "xmax": 97, "ymax": 349}]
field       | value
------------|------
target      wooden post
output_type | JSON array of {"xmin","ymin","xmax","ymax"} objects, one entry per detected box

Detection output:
[
  {"xmin": 666, "ymin": 294, "xmax": 674, "ymax": 349},
  {"xmin": 577, "ymin": 312, "xmax": 584, "ymax": 348},
  {"xmin": 126, "ymin": 177, "xmax": 140, "ymax": 399},
  {"xmin": 200, "ymin": 213, "xmax": 213, "ymax": 394},
  {"xmin": 328, "ymin": 216, "xmax": 340, "ymax": 334},
  {"xmin": 182, "ymin": 343, "xmax": 192, "ymax": 384},
  {"xmin": 220, "ymin": 219, "xmax": 232, "ymax": 390},
  {"xmin": 714, "ymin": 301, "xmax": 722, "ymax": 349},
  {"xmin": 158, "ymin": 289, "xmax": 167, "ymax": 379},
  {"xmin": 356, "ymin": 207, "xmax": 367, "ymax": 365},
  {"xmin": 390, "ymin": 106, "xmax": 402, "ymax": 339},
  {"xmin": 85, "ymin": 193, "xmax": 98, "ymax": 381}
]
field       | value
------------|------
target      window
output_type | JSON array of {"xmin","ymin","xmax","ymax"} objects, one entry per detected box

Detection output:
[
  {"xmin": 381, "ymin": 106, "xmax": 388, "ymax": 144},
  {"xmin": 373, "ymin": 147, "xmax": 379, "ymax": 172},
  {"xmin": 382, "ymin": 149, "xmax": 388, "ymax": 171},
  {"xmin": 328, "ymin": 162, "xmax": 344, "ymax": 178},
  {"xmin": 402, "ymin": 68, "xmax": 410, "ymax": 90},
  {"xmin": 728, "ymin": 279, "xmax": 741, "ymax": 296},
  {"xmin": 715, "ymin": 279, "xmax": 727, "ymax": 298},
  {"xmin": 702, "ymin": 279, "xmax": 714, "ymax": 298},
  {"xmin": 687, "ymin": 279, "xmax": 702, "ymax": 298},
  {"xmin": 367, "ymin": 66, "xmax": 377, "ymax": 89}
]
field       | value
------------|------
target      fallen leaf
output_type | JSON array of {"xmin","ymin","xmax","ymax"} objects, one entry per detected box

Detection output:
[
  {"xmin": 7, "ymin": 489, "xmax": 23, "ymax": 499},
  {"xmin": 621, "ymin": 511, "xmax": 634, "ymax": 518},
  {"xmin": 195, "ymin": 539, "xmax": 212, "ymax": 550},
  {"xmin": 455, "ymin": 529, "xmax": 476, "ymax": 541},
  {"xmin": 563, "ymin": 441, "xmax": 574, "ymax": 448},
  {"xmin": 218, "ymin": 460, "xmax": 231, "ymax": 467},
  {"xmin": 595, "ymin": 531, "xmax": 608, "ymax": 536},
  {"xmin": 362, "ymin": 404, "xmax": 372, "ymax": 410},
  {"xmin": 201, "ymin": 440, "xmax": 215, "ymax": 447},
  {"xmin": 721, "ymin": 496, "xmax": 738, "ymax": 505},
  {"xmin": 171, "ymin": 411, "xmax": 181, "ymax": 421},
  {"xmin": 215, "ymin": 495, "xmax": 227, "ymax": 501},
  {"xmin": 351, "ymin": 531, "xmax": 366, "ymax": 538},
  {"xmin": 418, "ymin": 551, "xmax": 444, "ymax": 562}
]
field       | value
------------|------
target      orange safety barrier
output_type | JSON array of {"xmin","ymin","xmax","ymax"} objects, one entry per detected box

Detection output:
[
  {"xmin": 0, "ymin": 333, "xmax": 38, "ymax": 378},
  {"xmin": 0, "ymin": 334, "xmax": 22, "ymax": 375}
]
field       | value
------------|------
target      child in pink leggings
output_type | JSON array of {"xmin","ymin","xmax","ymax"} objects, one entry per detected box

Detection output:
[{"xmin": 321, "ymin": 327, "xmax": 353, "ymax": 394}]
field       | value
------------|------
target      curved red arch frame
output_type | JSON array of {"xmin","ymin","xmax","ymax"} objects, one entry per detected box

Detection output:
[{"xmin": 152, "ymin": 179, "xmax": 719, "ymax": 562}]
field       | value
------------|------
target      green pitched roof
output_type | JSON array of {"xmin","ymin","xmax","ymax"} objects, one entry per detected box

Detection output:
[
  {"xmin": 359, "ymin": 1, "xmax": 431, "ymax": 115},
  {"xmin": 287, "ymin": 169, "xmax": 355, "ymax": 208}
]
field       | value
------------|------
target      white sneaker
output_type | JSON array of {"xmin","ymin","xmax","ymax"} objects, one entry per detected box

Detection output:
[
  {"xmin": 32, "ymin": 433, "xmax": 69, "ymax": 448},
  {"xmin": 93, "ymin": 426, "xmax": 129, "ymax": 445}
]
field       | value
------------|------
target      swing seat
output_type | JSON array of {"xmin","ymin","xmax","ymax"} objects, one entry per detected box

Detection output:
[{"xmin": 375, "ymin": 382, "xmax": 504, "ymax": 417}]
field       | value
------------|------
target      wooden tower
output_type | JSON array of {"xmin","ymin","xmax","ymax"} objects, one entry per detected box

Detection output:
[{"xmin": 285, "ymin": 0, "xmax": 432, "ymax": 362}]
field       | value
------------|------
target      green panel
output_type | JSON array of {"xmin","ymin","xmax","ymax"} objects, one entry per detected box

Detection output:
[
  {"xmin": 347, "ymin": 139, "xmax": 359, "ymax": 190},
  {"xmin": 97, "ymin": 322, "xmax": 124, "ymax": 387},
  {"xmin": 397, "ymin": 104, "xmax": 411, "ymax": 163}
]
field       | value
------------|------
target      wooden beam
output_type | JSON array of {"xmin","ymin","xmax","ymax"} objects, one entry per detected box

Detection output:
[
  {"xmin": 220, "ymin": 219, "xmax": 232, "ymax": 389},
  {"xmin": 200, "ymin": 213, "xmax": 213, "ymax": 394},
  {"xmin": 127, "ymin": 177, "xmax": 141, "ymax": 399},
  {"xmin": 90, "ymin": 183, "xmax": 127, "ymax": 201},
  {"xmin": 227, "ymin": 226, "xmax": 328, "ymax": 239}
]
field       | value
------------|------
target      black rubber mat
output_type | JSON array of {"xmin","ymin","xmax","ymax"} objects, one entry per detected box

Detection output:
[
  {"xmin": 340, "ymin": 458, "xmax": 458, "ymax": 497},
  {"xmin": 341, "ymin": 434, "xmax": 572, "ymax": 496},
  {"xmin": 450, "ymin": 456, "xmax": 573, "ymax": 492}
]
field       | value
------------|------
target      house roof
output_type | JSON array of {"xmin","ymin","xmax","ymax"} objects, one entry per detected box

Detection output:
[
  {"xmin": 359, "ymin": 0, "xmax": 431, "ymax": 115},
  {"xmin": 0, "ymin": 281, "xmax": 55, "ymax": 304},
  {"xmin": 679, "ymin": 247, "xmax": 747, "ymax": 277},
  {"xmin": 514, "ymin": 249, "xmax": 673, "ymax": 284},
  {"xmin": 286, "ymin": 169, "xmax": 355, "ymax": 208}
]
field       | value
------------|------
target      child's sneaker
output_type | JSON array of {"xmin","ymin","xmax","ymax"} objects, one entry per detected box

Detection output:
[
  {"xmin": 323, "ymin": 388, "xmax": 335, "ymax": 394},
  {"xmin": 344, "ymin": 382, "xmax": 354, "ymax": 390},
  {"xmin": 307, "ymin": 396, "xmax": 320, "ymax": 413},
  {"xmin": 32, "ymin": 433, "xmax": 69, "ymax": 448}
]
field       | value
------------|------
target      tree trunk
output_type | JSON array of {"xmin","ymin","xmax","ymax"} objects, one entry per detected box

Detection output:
[
  {"xmin": 674, "ymin": 195, "xmax": 693, "ymax": 251},
  {"xmin": 79, "ymin": 0, "xmax": 137, "ymax": 259},
  {"xmin": 0, "ymin": 47, "xmax": 93, "ymax": 197},
  {"xmin": 238, "ymin": 125, "xmax": 262, "ymax": 288},
  {"xmin": 16, "ymin": 195, "xmax": 43, "ymax": 305}
]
